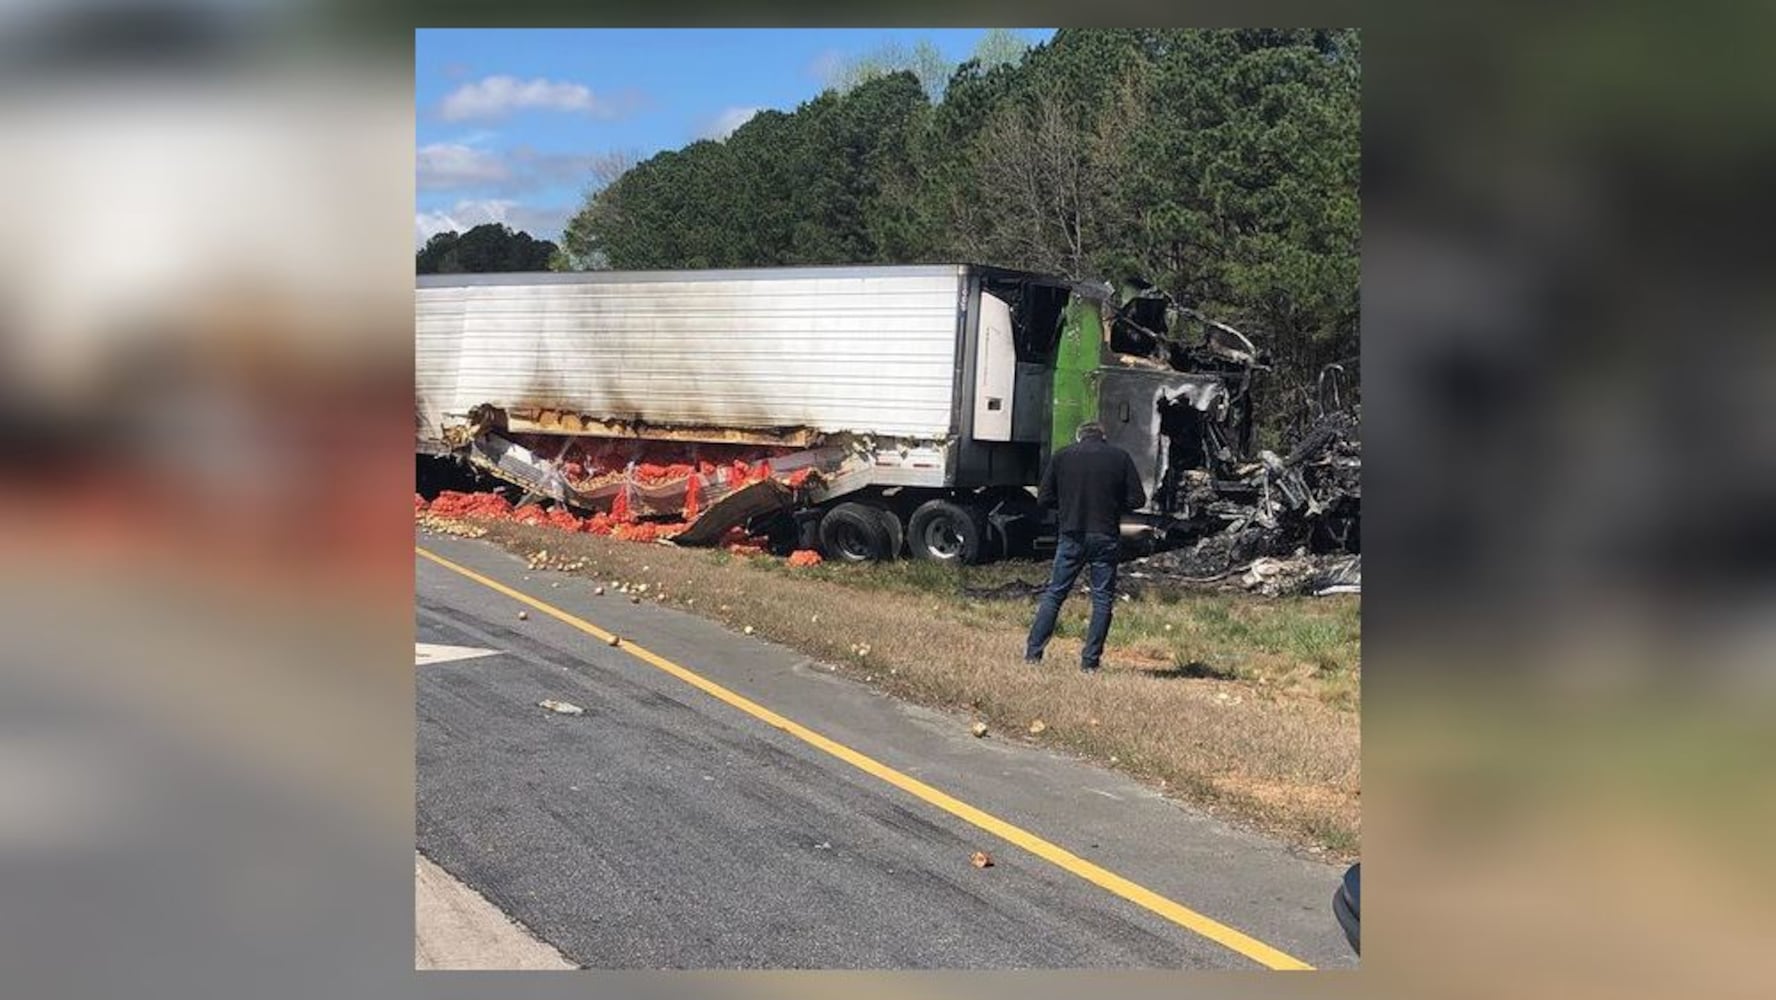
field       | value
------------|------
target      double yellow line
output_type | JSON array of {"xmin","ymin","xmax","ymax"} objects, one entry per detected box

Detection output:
[{"xmin": 417, "ymin": 545, "xmax": 1315, "ymax": 970}]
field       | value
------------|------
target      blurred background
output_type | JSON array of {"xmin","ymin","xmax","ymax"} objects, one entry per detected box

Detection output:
[{"xmin": 0, "ymin": 2, "xmax": 1771, "ymax": 999}]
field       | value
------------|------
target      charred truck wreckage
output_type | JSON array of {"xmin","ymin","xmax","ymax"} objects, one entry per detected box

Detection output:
[{"xmin": 415, "ymin": 265, "xmax": 1359, "ymax": 589}]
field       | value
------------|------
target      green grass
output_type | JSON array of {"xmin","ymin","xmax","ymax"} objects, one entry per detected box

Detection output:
[
  {"xmin": 768, "ymin": 553, "xmax": 1362, "ymax": 710},
  {"xmin": 1303, "ymin": 813, "xmax": 1362, "ymax": 855}
]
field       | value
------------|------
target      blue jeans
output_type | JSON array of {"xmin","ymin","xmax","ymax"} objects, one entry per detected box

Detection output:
[{"xmin": 1025, "ymin": 531, "xmax": 1119, "ymax": 669}]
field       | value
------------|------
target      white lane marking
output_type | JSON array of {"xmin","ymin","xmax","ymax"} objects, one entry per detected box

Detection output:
[
  {"xmin": 416, "ymin": 643, "xmax": 500, "ymax": 667},
  {"xmin": 1087, "ymin": 788, "xmax": 1123, "ymax": 801}
]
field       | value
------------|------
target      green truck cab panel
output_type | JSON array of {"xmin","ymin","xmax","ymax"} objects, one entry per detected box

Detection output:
[{"xmin": 1050, "ymin": 297, "xmax": 1105, "ymax": 455}]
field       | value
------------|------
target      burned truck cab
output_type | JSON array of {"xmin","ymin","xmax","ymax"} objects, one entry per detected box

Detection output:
[
  {"xmin": 1035, "ymin": 279, "xmax": 1265, "ymax": 548},
  {"xmin": 1097, "ymin": 367, "xmax": 1245, "ymax": 519}
]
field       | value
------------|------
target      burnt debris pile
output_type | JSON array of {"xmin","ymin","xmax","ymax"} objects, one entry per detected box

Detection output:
[{"xmin": 1136, "ymin": 397, "xmax": 1361, "ymax": 597}]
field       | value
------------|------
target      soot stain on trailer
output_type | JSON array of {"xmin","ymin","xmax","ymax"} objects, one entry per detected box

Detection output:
[
  {"xmin": 596, "ymin": 281, "xmax": 775, "ymax": 434},
  {"xmin": 486, "ymin": 280, "xmax": 815, "ymax": 450}
]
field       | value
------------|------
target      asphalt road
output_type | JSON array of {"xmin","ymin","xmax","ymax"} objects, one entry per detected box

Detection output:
[{"xmin": 415, "ymin": 532, "xmax": 1356, "ymax": 969}]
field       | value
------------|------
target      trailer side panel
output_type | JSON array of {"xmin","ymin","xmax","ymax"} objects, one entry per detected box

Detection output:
[{"xmin": 417, "ymin": 266, "xmax": 967, "ymax": 443}]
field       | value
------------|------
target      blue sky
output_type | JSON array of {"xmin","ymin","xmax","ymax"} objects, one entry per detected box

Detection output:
[{"xmin": 415, "ymin": 28, "xmax": 1055, "ymax": 247}]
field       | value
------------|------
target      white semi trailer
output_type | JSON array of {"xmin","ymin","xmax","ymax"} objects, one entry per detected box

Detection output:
[{"xmin": 416, "ymin": 264, "xmax": 1257, "ymax": 562}]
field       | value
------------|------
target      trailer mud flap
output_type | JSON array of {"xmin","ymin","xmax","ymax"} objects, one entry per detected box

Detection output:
[{"xmin": 669, "ymin": 479, "xmax": 793, "ymax": 547}]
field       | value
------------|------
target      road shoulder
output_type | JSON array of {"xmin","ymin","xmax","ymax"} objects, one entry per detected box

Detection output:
[{"xmin": 415, "ymin": 851, "xmax": 576, "ymax": 970}]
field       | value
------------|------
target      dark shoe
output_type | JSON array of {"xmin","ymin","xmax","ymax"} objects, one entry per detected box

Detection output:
[
  {"xmin": 1080, "ymin": 662, "xmax": 1100, "ymax": 674},
  {"xmin": 1023, "ymin": 655, "xmax": 1043, "ymax": 665}
]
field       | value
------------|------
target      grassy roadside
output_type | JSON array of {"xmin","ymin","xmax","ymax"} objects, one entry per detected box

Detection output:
[{"xmin": 442, "ymin": 520, "xmax": 1361, "ymax": 858}]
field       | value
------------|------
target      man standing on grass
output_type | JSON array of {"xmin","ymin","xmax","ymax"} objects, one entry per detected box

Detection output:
[{"xmin": 1025, "ymin": 421, "xmax": 1147, "ymax": 673}]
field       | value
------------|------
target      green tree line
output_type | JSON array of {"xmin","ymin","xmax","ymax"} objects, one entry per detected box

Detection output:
[
  {"xmin": 561, "ymin": 28, "xmax": 1360, "ymax": 437},
  {"xmin": 417, "ymin": 223, "xmax": 558, "ymax": 274}
]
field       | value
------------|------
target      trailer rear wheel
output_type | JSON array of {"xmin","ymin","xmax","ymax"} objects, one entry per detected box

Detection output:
[
  {"xmin": 819, "ymin": 503, "xmax": 892, "ymax": 562},
  {"xmin": 866, "ymin": 504, "xmax": 904, "ymax": 560},
  {"xmin": 908, "ymin": 500, "xmax": 987, "ymax": 564}
]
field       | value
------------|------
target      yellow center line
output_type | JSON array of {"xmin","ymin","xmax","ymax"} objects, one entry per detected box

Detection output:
[{"xmin": 416, "ymin": 544, "xmax": 1315, "ymax": 970}]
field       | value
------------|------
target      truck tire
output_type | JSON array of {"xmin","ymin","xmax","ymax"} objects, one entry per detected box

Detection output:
[
  {"xmin": 908, "ymin": 500, "xmax": 987, "ymax": 564},
  {"xmin": 819, "ymin": 503, "xmax": 892, "ymax": 562},
  {"xmin": 867, "ymin": 504, "xmax": 904, "ymax": 560}
]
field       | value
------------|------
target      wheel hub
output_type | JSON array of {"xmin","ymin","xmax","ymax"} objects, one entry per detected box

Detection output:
[
  {"xmin": 924, "ymin": 520, "xmax": 964, "ymax": 559},
  {"xmin": 834, "ymin": 523, "xmax": 872, "ymax": 560}
]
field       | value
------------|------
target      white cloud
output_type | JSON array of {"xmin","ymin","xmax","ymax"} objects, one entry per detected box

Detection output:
[
  {"xmin": 506, "ymin": 203, "xmax": 576, "ymax": 242},
  {"xmin": 414, "ymin": 199, "xmax": 575, "ymax": 246},
  {"xmin": 416, "ymin": 140, "xmax": 632, "ymax": 195},
  {"xmin": 438, "ymin": 75, "xmax": 639, "ymax": 122},
  {"xmin": 511, "ymin": 147, "xmax": 625, "ymax": 187},
  {"xmin": 699, "ymin": 106, "xmax": 761, "ymax": 141},
  {"xmin": 415, "ymin": 198, "xmax": 516, "ymax": 243},
  {"xmin": 416, "ymin": 143, "xmax": 508, "ymax": 190}
]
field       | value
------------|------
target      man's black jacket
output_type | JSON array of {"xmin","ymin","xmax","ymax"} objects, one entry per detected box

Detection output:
[{"xmin": 1036, "ymin": 436, "xmax": 1147, "ymax": 536}]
